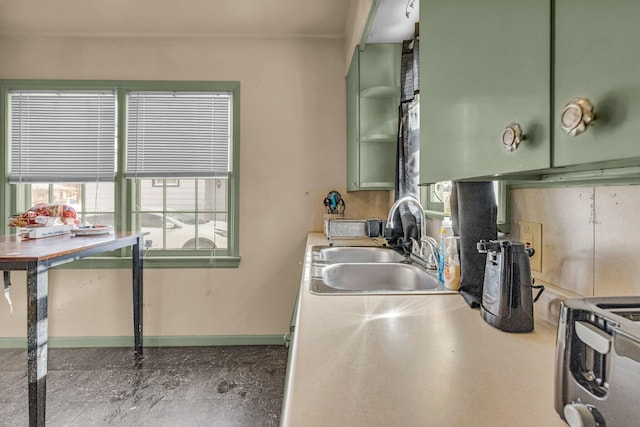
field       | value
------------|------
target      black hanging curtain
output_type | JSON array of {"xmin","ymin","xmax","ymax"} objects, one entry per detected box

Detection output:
[
  {"xmin": 395, "ymin": 36, "xmax": 420, "ymax": 201},
  {"xmin": 388, "ymin": 34, "xmax": 421, "ymax": 251}
]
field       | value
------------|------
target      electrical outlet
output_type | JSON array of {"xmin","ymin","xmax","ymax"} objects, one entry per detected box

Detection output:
[{"xmin": 519, "ymin": 221, "xmax": 542, "ymax": 272}]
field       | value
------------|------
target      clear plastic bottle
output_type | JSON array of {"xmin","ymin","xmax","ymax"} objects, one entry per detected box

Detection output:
[
  {"xmin": 444, "ymin": 236, "xmax": 461, "ymax": 290},
  {"xmin": 438, "ymin": 217, "xmax": 453, "ymax": 285}
]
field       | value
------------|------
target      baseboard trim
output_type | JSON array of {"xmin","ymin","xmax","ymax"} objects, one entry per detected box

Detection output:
[{"xmin": 0, "ymin": 334, "xmax": 286, "ymax": 349}]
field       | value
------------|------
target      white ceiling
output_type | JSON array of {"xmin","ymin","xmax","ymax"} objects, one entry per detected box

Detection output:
[
  {"xmin": 0, "ymin": 0, "xmax": 413, "ymax": 43},
  {"xmin": 0, "ymin": 0, "xmax": 351, "ymax": 38},
  {"xmin": 368, "ymin": 0, "xmax": 419, "ymax": 43}
]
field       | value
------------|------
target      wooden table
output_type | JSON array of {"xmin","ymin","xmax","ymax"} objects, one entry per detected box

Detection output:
[{"xmin": 0, "ymin": 232, "xmax": 145, "ymax": 426}]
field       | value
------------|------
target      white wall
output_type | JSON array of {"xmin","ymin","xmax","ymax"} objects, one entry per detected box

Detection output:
[
  {"xmin": 344, "ymin": 0, "xmax": 373, "ymax": 73},
  {"xmin": 0, "ymin": 34, "xmax": 384, "ymax": 339}
]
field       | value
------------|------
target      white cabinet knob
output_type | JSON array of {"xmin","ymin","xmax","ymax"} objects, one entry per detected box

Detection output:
[{"xmin": 560, "ymin": 98, "xmax": 595, "ymax": 136}]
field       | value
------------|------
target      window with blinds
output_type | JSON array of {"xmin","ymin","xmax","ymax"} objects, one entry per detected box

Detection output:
[
  {"xmin": 8, "ymin": 90, "xmax": 117, "ymax": 183},
  {"xmin": 125, "ymin": 91, "xmax": 231, "ymax": 178},
  {"xmin": 1, "ymin": 80, "xmax": 240, "ymax": 268}
]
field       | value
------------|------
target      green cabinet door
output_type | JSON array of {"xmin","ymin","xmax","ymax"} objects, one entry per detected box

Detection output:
[
  {"xmin": 554, "ymin": 0, "xmax": 640, "ymax": 167},
  {"xmin": 346, "ymin": 44, "xmax": 401, "ymax": 191},
  {"xmin": 419, "ymin": 0, "xmax": 551, "ymax": 184}
]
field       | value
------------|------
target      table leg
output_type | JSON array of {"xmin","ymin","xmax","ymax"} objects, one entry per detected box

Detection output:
[
  {"xmin": 26, "ymin": 262, "xmax": 48, "ymax": 427},
  {"xmin": 132, "ymin": 237, "xmax": 143, "ymax": 356}
]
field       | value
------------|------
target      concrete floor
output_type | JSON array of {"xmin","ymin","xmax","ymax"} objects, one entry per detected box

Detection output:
[{"xmin": 0, "ymin": 345, "xmax": 288, "ymax": 426}]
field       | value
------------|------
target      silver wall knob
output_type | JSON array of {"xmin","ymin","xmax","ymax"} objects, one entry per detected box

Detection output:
[
  {"xmin": 560, "ymin": 98, "xmax": 595, "ymax": 136},
  {"xmin": 502, "ymin": 123, "xmax": 524, "ymax": 152}
]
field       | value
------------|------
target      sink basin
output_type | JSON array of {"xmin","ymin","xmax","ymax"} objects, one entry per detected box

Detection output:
[
  {"xmin": 311, "ymin": 262, "xmax": 442, "ymax": 294},
  {"xmin": 312, "ymin": 246, "xmax": 406, "ymax": 263}
]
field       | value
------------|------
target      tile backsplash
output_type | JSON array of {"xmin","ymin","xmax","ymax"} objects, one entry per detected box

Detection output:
[
  {"xmin": 308, "ymin": 185, "xmax": 640, "ymax": 324},
  {"xmin": 510, "ymin": 185, "xmax": 640, "ymax": 297},
  {"xmin": 307, "ymin": 189, "xmax": 391, "ymax": 233},
  {"xmin": 421, "ymin": 184, "xmax": 640, "ymax": 325}
]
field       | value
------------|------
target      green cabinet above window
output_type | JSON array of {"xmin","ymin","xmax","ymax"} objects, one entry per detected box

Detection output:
[{"xmin": 346, "ymin": 44, "xmax": 401, "ymax": 191}]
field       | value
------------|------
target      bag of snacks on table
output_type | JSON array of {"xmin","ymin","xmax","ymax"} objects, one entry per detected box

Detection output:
[{"xmin": 9, "ymin": 203, "xmax": 79, "ymax": 227}]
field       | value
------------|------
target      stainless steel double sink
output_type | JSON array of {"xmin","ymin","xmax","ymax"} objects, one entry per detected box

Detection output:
[{"xmin": 310, "ymin": 245, "xmax": 451, "ymax": 295}]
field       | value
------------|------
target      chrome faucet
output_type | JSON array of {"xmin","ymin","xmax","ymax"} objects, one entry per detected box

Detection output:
[
  {"xmin": 418, "ymin": 235, "xmax": 440, "ymax": 270},
  {"xmin": 386, "ymin": 196, "xmax": 439, "ymax": 268}
]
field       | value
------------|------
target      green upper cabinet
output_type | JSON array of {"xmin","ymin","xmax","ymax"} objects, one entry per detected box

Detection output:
[
  {"xmin": 554, "ymin": 0, "xmax": 640, "ymax": 168},
  {"xmin": 419, "ymin": 0, "xmax": 640, "ymax": 184},
  {"xmin": 346, "ymin": 44, "xmax": 401, "ymax": 191},
  {"xmin": 419, "ymin": 0, "xmax": 551, "ymax": 184}
]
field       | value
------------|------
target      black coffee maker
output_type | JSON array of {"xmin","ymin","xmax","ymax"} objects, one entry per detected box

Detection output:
[{"xmin": 477, "ymin": 240, "xmax": 544, "ymax": 333}]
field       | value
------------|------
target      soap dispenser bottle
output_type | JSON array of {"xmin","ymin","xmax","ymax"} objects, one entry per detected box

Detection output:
[
  {"xmin": 438, "ymin": 217, "xmax": 453, "ymax": 285},
  {"xmin": 444, "ymin": 236, "xmax": 460, "ymax": 290}
]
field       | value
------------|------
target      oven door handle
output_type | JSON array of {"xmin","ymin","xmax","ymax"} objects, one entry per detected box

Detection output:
[{"xmin": 575, "ymin": 321, "xmax": 611, "ymax": 355}]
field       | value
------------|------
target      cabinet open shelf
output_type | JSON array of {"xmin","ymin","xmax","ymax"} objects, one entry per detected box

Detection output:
[
  {"xmin": 360, "ymin": 86, "xmax": 399, "ymax": 98},
  {"xmin": 347, "ymin": 43, "xmax": 401, "ymax": 191},
  {"xmin": 360, "ymin": 181, "xmax": 395, "ymax": 189},
  {"xmin": 360, "ymin": 134, "xmax": 396, "ymax": 144}
]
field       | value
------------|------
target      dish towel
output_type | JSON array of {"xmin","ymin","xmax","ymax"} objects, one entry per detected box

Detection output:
[
  {"xmin": 386, "ymin": 210, "xmax": 418, "ymax": 254},
  {"xmin": 450, "ymin": 182, "xmax": 497, "ymax": 308}
]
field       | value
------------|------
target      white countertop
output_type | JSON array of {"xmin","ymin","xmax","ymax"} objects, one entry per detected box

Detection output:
[{"xmin": 281, "ymin": 233, "xmax": 566, "ymax": 427}]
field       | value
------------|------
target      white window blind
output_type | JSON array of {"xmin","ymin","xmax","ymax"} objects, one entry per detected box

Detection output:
[
  {"xmin": 9, "ymin": 90, "xmax": 117, "ymax": 183},
  {"xmin": 126, "ymin": 91, "xmax": 231, "ymax": 178}
]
